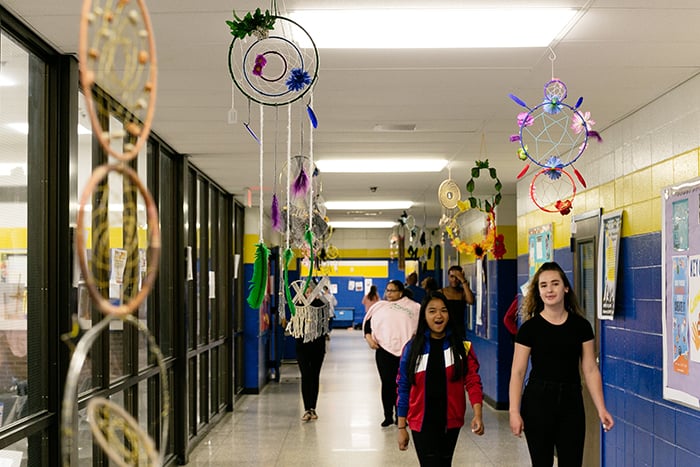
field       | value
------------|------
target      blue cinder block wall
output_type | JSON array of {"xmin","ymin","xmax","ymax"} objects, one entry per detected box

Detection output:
[{"xmin": 466, "ymin": 258, "xmax": 517, "ymax": 409}]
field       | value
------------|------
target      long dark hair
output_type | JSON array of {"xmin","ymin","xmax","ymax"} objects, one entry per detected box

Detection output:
[
  {"xmin": 522, "ymin": 262, "xmax": 583, "ymax": 320},
  {"xmin": 367, "ymin": 285, "xmax": 378, "ymax": 301},
  {"xmin": 406, "ymin": 291, "xmax": 468, "ymax": 385}
]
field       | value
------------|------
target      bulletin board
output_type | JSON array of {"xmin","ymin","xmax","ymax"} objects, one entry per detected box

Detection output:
[
  {"xmin": 662, "ymin": 177, "xmax": 700, "ymax": 410},
  {"xmin": 528, "ymin": 224, "xmax": 553, "ymax": 280}
]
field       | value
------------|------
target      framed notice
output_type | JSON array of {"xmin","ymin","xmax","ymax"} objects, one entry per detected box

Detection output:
[
  {"xmin": 528, "ymin": 224, "xmax": 553, "ymax": 279},
  {"xmin": 597, "ymin": 210, "xmax": 622, "ymax": 320},
  {"xmin": 662, "ymin": 177, "xmax": 700, "ymax": 410}
]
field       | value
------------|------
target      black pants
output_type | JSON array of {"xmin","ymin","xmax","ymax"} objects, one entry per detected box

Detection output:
[
  {"xmin": 521, "ymin": 379, "xmax": 585, "ymax": 467},
  {"xmin": 375, "ymin": 346, "xmax": 400, "ymax": 421},
  {"xmin": 295, "ymin": 336, "xmax": 326, "ymax": 410},
  {"xmin": 411, "ymin": 427, "xmax": 460, "ymax": 466}
]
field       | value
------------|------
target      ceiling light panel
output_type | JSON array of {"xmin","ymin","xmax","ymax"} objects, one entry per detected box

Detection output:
[
  {"xmin": 316, "ymin": 159, "xmax": 447, "ymax": 173},
  {"xmin": 325, "ymin": 201, "xmax": 413, "ymax": 210},
  {"xmin": 290, "ymin": 9, "xmax": 577, "ymax": 48}
]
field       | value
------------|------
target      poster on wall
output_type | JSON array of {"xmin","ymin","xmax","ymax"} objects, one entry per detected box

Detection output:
[
  {"xmin": 597, "ymin": 210, "xmax": 623, "ymax": 320},
  {"xmin": 528, "ymin": 224, "xmax": 553, "ymax": 279},
  {"xmin": 662, "ymin": 177, "xmax": 700, "ymax": 409}
]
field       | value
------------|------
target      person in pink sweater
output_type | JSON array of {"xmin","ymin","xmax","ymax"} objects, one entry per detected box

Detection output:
[{"xmin": 363, "ymin": 280, "xmax": 420, "ymax": 427}]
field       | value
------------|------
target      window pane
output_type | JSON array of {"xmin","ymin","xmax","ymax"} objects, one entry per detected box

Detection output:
[{"xmin": 0, "ymin": 30, "xmax": 43, "ymax": 427}]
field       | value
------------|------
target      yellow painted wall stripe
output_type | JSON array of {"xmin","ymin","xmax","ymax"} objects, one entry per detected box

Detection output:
[{"xmin": 517, "ymin": 149, "xmax": 700, "ymax": 255}]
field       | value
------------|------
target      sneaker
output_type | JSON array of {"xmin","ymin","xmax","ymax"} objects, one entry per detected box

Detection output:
[
  {"xmin": 309, "ymin": 409, "xmax": 318, "ymax": 420},
  {"xmin": 381, "ymin": 418, "xmax": 393, "ymax": 427},
  {"xmin": 301, "ymin": 410, "xmax": 312, "ymax": 421}
]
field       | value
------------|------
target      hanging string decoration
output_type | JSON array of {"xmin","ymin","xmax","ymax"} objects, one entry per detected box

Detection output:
[
  {"xmin": 278, "ymin": 155, "xmax": 327, "ymax": 250},
  {"xmin": 227, "ymin": 8, "xmax": 319, "ymax": 107},
  {"xmin": 509, "ymin": 76, "xmax": 598, "ymax": 216},
  {"xmin": 79, "ymin": 0, "xmax": 158, "ymax": 161},
  {"xmin": 66, "ymin": 3, "xmax": 168, "ymax": 464}
]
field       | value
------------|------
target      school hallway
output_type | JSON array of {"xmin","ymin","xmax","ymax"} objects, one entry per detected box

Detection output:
[{"xmin": 187, "ymin": 329, "xmax": 532, "ymax": 466}]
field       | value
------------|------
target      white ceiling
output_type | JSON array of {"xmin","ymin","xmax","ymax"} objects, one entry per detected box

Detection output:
[{"xmin": 3, "ymin": 0, "xmax": 700, "ymax": 227}]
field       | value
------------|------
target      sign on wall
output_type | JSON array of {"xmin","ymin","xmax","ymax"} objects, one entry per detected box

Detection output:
[
  {"xmin": 662, "ymin": 178, "xmax": 700, "ymax": 409},
  {"xmin": 597, "ymin": 210, "xmax": 623, "ymax": 320},
  {"xmin": 528, "ymin": 224, "xmax": 553, "ymax": 279}
]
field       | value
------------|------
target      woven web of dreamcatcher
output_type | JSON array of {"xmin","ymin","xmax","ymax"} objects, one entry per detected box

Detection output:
[
  {"xmin": 529, "ymin": 167, "xmax": 577, "ymax": 215},
  {"xmin": 512, "ymin": 79, "xmax": 591, "ymax": 169},
  {"xmin": 278, "ymin": 155, "xmax": 327, "ymax": 249},
  {"xmin": 228, "ymin": 15, "xmax": 319, "ymax": 106},
  {"xmin": 79, "ymin": 0, "xmax": 157, "ymax": 161}
]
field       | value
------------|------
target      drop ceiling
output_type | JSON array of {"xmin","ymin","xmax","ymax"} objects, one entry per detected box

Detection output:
[{"xmin": 2, "ymin": 0, "xmax": 700, "ymax": 227}]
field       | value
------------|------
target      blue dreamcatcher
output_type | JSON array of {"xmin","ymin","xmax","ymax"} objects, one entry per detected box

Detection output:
[{"xmin": 509, "ymin": 50, "xmax": 600, "ymax": 215}]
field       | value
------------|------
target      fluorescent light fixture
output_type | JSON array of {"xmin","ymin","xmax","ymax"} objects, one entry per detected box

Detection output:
[
  {"xmin": 8, "ymin": 122, "xmax": 92, "ymax": 135},
  {"xmin": 0, "ymin": 163, "xmax": 27, "ymax": 176},
  {"xmin": 329, "ymin": 221, "xmax": 396, "ymax": 229},
  {"xmin": 289, "ymin": 9, "xmax": 577, "ymax": 48},
  {"xmin": 325, "ymin": 200, "xmax": 413, "ymax": 210},
  {"xmin": 317, "ymin": 159, "xmax": 447, "ymax": 173},
  {"xmin": 6, "ymin": 122, "xmax": 28, "ymax": 135},
  {"xmin": 0, "ymin": 75, "xmax": 15, "ymax": 87}
]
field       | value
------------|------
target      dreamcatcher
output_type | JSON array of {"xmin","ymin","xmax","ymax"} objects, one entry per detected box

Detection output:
[
  {"xmin": 79, "ymin": 0, "xmax": 157, "ymax": 161},
  {"xmin": 438, "ymin": 159, "xmax": 506, "ymax": 260},
  {"xmin": 509, "ymin": 49, "xmax": 599, "ymax": 215},
  {"xmin": 64, "ymin": 1, "xmax": 168, "ymax": 465},
  {"xmin": 226, "ymin": 2, "xmax": 320, "ymax": 310}
]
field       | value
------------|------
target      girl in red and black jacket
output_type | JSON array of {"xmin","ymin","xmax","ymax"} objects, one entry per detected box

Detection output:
[{"xmin": 397, "ymin": 291, "xmax": 484, "ymax": 466}]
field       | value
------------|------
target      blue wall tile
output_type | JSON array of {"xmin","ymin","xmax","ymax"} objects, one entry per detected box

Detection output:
[
  {"xmin": 653, "ymin": 402, "xmax": 676, "ymax": 443},
  {"xmin": 653, "ymin": 438, "xmax": 676, "ymax": 467}
]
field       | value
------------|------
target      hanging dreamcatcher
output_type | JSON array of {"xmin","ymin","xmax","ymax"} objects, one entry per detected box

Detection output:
[
  {"xmin": 66, "ymin": 2, "xmax": 168, "ymax": 466},
  {"xmin": 227, "ymin": 6, "xmax": 319, "ymax": 107},
  {"xmin": 438, "ymin": 159, "xmax": 506, "ymax": 260},
  {"xmin": 509, "ymin": 49, "xmax": 599, "ymax": 215},
  {"xmin": 226, "ymin": 3, "xmax": 320, "ymax": 310}
]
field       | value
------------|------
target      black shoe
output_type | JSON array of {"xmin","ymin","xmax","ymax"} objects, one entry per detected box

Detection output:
[{"xmin": 381, "ymin": 418, "xmax": 393, "ymax": 427}]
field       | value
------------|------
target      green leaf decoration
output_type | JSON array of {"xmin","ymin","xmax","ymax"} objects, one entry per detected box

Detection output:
[
  {"xmin": 302, "ymin": 227, "xmax": 315, "ymax": 294},
  {"xmin": 465, "ymin": 159, "xmax": 503, "ymax": 213},
  {"xmin": 226, "ymin": 8, "xmax": 276, "ymax": 39},
  {"xmin": 246, "ymin": 242, "xmax": 270, "ymax": 309},
  {"xmin": 283, "ymin": 248, "xmax": 296, "ymax": 316}
]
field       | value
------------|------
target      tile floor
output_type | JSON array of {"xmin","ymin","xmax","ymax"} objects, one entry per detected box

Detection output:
[{"xmin": 187, "ymin": 328, "xmax": 532, "ymax": 466}]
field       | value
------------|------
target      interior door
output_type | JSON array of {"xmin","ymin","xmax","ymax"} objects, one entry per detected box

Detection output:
[{"xmin": 571, "ymin": 209, "xmax": 602, "ymax": 467}]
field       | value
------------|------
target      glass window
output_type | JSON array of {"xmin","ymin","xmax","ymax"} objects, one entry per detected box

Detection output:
[{"xmin": 0, "ymin": 30, "xmax": 44, "ymax": 435}]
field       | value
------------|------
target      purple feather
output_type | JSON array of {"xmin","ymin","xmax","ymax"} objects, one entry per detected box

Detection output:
[
  {"xmin": 307, "ymin": 104, "xmax": 318, "ymax": 128},
  {"xmin": 510, "ymin": 134, "xmax": 521, "ymax": 143},
  {"xmin": 509, "ymin": 93, "xmax": 530, "ymax": 109},
  {"xmin": 271, "ymin": 194, "xmax": 281, "ymax": 230},
  {"xmin": 574, "ymin": 96, "xmax": 584, "ymax": 109},
  {"xmin": 292, "ymin": 167, "xmax": 309, "ymax": 198},
  {"xmin": 587, "ymin": 130, "xmax": 603, "ymax": 142}
]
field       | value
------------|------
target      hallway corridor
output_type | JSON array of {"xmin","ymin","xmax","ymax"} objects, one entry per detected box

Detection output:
[{"xmin": 187, "ymin": 329, "xmax": 531, "ymax": 466}]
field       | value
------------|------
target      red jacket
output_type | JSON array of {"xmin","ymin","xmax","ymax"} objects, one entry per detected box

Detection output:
[{"xmin": 396, "ymin": 332, "xmax": 483, "ymax": 431}]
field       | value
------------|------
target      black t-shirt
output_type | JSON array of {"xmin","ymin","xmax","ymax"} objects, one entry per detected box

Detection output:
[
  {"xmin": 515, "ymin": 312, "xmax": 594, "ymax": 385},
  {"xmin": 422, "ymin": 337, "xmax": 447, "ymax": 431}
]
